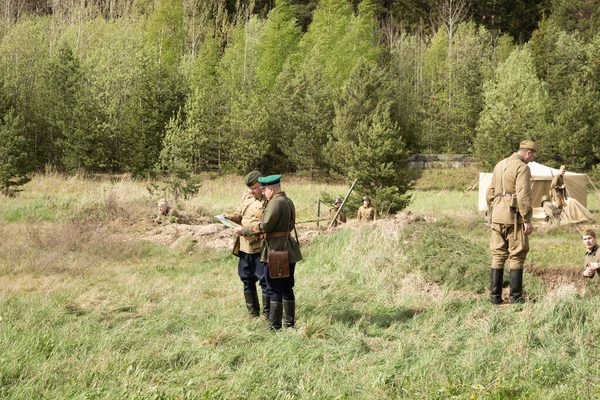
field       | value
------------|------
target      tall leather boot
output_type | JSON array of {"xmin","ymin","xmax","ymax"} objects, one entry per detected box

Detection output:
[
  {"xmin": 268, "ymin": 301, "xmax": 283, "ymax": 331},
  {"xmin": 490, "ymin": 268, "xmax": 504, "ymax": 305},
  {"xmin": 262, "ymin": 293, "xmax": 270, "ymax": 320},
  {"xmin": 283, "ymin": 300, "xmax": 295, "ymax": 328},
  {"xmin": 510, "ymin": 269, "xmax": 525, "ymax": 304},
  {"xmin": 244, "ymin": 289, "xmax": 260, "ymax": 317}
]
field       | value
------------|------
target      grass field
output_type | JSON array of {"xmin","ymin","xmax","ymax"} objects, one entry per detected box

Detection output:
[{"xmin": 1, "ymin": 169, "xmax": 600, "ymax": 399}]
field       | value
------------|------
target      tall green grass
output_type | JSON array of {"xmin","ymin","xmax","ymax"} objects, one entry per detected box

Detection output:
[{"xmin": 1, "ymin": 172, "xmax": 600, "ymax": 399}]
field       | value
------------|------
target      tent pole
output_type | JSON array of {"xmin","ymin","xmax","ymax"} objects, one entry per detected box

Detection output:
[{"xmin": 586, "ymin": 174, "xmax": 600, "ymax": 199}]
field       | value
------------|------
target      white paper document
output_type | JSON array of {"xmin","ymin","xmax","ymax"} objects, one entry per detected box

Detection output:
[{"xmin": 215, "ymin": 215, "xmax": 241, "ymax": 229}]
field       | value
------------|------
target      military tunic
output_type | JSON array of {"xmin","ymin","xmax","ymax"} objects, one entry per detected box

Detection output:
[
  {"xmin": 584, "ymin": 244, "xmax": 600, "ymax": 278},
  {"xmin": 550, "ymin": 174, "xmax": 566, "ymax": 208},
  {"xmin": 329, "ymin": 207, "xmax": 347, "ymax": 227},
  {"xmin": 229, "ymin": 192, "xmax": 267, "ymax": 295},
  {"xmin": 357, "ymin": 205, "xmax": 377, "ymax": 221},
  {"xmin": 486, "ymin": 152, "xmax": 533, "ymax": 270},
  {"xmin": 229, "ymin": 193, "xmax": 265, "ymax": 254},
  {"xmin": 242, "ymin": 191, "xmax": 302, "ymax": 302}
]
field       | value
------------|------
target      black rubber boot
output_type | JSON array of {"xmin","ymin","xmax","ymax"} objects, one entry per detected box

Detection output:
[
  {"xmin": 268, "ymin": 301, "xmax": 283, "ymax": 331},
  {"xmin": 490, "ymin": 268, "xmax": 504, "ymax": 305},
  {"xmin": 244, "ymin": 289, "xmax": 260, "ymax": 317},
  {"xmin": 283, "ymin": 300, "xmax": 295, "ymax": 328},
  {"xmin": 510, "ymin": 269, "xmax": 525, "ymax": 304},
  {"xmin": 262, "ymin": 294, "xmax": 270, "ymax": 320}
]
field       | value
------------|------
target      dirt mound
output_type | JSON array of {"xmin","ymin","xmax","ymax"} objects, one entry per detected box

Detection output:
[{"xmin": 142, "ymin": 223, "xmax": 234, "ymax": 250}]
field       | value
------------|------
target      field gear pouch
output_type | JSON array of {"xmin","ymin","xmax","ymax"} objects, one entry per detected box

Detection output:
[
  {"xmin": 232, "ymin": 236, "xmax": 240, "ymax": 257},
  {"xmin": 268, "ymin": 250, "xmax": 290, "ymax": 278}
]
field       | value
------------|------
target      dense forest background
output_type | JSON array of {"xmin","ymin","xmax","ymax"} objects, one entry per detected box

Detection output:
[{"xmin": 1, "ymin": 0, "xmax": 600, "ymax": 207}]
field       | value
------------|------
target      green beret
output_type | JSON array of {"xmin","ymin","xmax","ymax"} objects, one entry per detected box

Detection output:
[
  {"xmin": 244, "ymin": 171, "xmax": 262, "ymax": 186},
  {"xmin": 258, "ymin": 174, "xmax": 282, "ymax": 186}
]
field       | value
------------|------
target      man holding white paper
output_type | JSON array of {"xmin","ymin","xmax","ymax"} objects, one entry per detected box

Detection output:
[{"xmin": 224, "ymin": 171, "xmax": 268, "ymax": 318}]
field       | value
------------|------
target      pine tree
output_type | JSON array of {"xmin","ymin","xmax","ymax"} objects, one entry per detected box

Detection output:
[
  {"xmin": 329, "ymin": 60, "xmax": 412, "ymax": 214},
  {"xmin": 475, "ymin": 46, "xmax": 549, "ymax": 169},
  {"xmin": 0, "ymin": 109, "xmax": 31, "ymax": 195}
]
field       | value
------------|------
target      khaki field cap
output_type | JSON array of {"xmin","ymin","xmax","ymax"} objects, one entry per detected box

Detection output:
[
  {"xmin": 519, "ymin": 140, "xmax": 538, "ymax": 153},
  {"xmin": 583, "ymin": 229, "xmax": 596, "ymax": 238}
]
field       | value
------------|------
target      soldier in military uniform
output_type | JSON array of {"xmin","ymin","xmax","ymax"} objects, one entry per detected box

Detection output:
[
  {"xmin": 550, "ymin": 165, "xmax": 567, "ymax": 210},
  {"xmin": 486, "ymin": 140, "xmax": 538, "ymax": 304},
  {"xmin": 234, "ymin": 174, "xmax": 302, "ymax": 330},
  {"xmin": 582, "ymin": 230, "xmax": 600, "ymax": 278},
  {"xmin": 156, "ymin": 199, "xmax": 181, "ymax": 223},
  {"xmin": 541, "ymin": 195, "xmax": 561, "ymax": 224},
  {"xmin": 357, "ymin": 196, "xmax": 377, "ymax": 221},
  {"xmin": 224, "ymin": 171, "xmax": 268, "ymax": 318},
  {"xmin": 329, "ymin": 198, "xmax": 347, "ymax": 227}
]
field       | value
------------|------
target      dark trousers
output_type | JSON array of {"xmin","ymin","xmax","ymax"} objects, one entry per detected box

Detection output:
[
  {"xmin": 238, "ymin": 251, "xmax": 267, "ymax": 294},
  {"xmin": 264, "ymin": 262, "xmax": 295, "ymax": 302}
]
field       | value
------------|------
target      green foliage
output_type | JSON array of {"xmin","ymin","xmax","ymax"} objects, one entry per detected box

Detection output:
[
  {"xmin": 145, "ymin": 0, "xmax": 185, "ymax": 72},
  {"xmin": 474, "ymin": 46, "xmax": 549, "ymax": 169},
  {"xmin": 255, "ymin": 0, "xmax": 301, "ymax": 90},
  {"xmin": 550, "ymin": 0, "xmax": 600, "ymax": 41},
  {"xmin": 0, "ymin": 109, "xmax": 31, "ymax": 195},
  {"xmin": 329, "ymin": 60, "xmax": 412, "ymax": 214},
  {"xmin": 274, "ymin": 60, "xmax": 334, "ymax": 175}
]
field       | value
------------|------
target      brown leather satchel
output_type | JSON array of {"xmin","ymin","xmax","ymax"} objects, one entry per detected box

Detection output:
[
  {"xmin": 232, "ymin": 236, "xmax": 240, "ymax": 257},
  {"xmin": 268, "ymin": 250, "xmax": 290, "ymax": 279}
]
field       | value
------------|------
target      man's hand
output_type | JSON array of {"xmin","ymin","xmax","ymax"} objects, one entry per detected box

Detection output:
[
  {"xmin": 524, "ymin": 222, "xmax": 534, "ymax": 235},
  {"xmin": 583, "ymin": 268, "xmax": 596, "ymax": 278},
  {"xmin": 233, "ymin": 227, "xmax": 243, "ymax": 236}
]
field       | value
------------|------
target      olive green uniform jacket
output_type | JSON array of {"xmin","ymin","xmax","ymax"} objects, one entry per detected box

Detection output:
[
  {"xmin": 357, "ymin": 205, "xmax": 377, "ymax": 221},
  {"xmin": 486, "ymin": 152, "xmax": 532, "ymax": 270},
  {"xmin": 329, "ymin": 207, "xmax": 347, "ymax": 227},
  {"xmin": 229, "ymin": 193, "xmax": 265, "ymax": 254},
  {"xmin": 241, "ymin": 192, "xmax": 303, "ymax": 264},
  {"xmin": 584, "ymin": 244, "xmax": 600, "ymax": 278}
]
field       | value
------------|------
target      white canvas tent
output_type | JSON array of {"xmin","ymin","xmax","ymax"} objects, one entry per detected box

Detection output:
[{"xmin": 478, "ymin": 161, "xmax": 588, "ymax": 212}]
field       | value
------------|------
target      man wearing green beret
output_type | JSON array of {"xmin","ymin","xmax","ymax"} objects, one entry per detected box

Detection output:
[
  {"xmin": 224, "ymin": 171, "xmax": 269, "ymax": 318},
  {"xmin": 486, "ymin": 140, "xmax": 537, "ymax": 304},
  {"xmin": 234, "ymin": 174, "xmax": 303, "ymax": 330}
]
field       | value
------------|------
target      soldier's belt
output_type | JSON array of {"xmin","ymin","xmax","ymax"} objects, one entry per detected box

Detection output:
[
  {"xmin": 494, "ymin": 192, "xmax": 514, "ymax": 198},
  {"xmin": 260, "ymin": 231, "xmax": 291, "ymax": 239}
]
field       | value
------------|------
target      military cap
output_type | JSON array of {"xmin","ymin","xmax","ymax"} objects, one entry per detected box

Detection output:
[
  {"xmin": 157, "ymin": 199, "xmax": 168, "ymax": 206},
  {"xmin": 583, "ymin": 229, "xmax": 596, "ymax": 238},
  {"xmin": 519, "ymin": 140, "xmax": 538, "ymax": 153},
  {"xmin": 362, "ymin": 196, "xmax": 370, "ymax": 201},
  {"xmin": 258, "ymin": 174, "xmax": 282, "ymax": 187},
  {"xmin": 334, "ymin": 198, "xmax": 343, "ymax": 204},
  {"xmin": 244, "ymin": 170, "xmax": 262, "ymax": 186}
]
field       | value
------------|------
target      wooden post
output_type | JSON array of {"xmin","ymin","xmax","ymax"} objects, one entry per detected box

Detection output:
[{"xmin": 316, "ymin": 198, "xmax": 321, "ymax": 228}]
